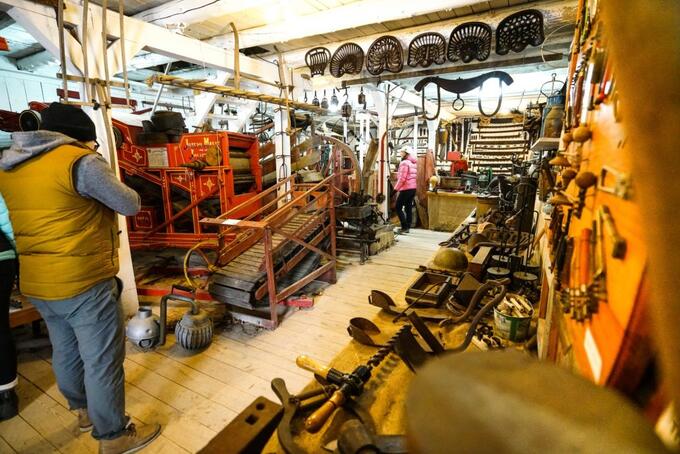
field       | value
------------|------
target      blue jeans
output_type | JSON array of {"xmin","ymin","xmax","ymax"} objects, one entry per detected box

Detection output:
[{"xmin": 30, "ymin": 278, "xmax": 126, "ymax": 440}]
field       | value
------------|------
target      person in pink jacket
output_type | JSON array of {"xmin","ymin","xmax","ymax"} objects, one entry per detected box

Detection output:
[{"xmin": 394, "ymin": 147, "xmax": 418, "ymax": 233}]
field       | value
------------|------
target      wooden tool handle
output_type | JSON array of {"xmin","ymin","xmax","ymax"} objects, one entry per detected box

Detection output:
[
  {"xmin": 600, "ymin": 205, "xmax": 627, "ymax": 259},
  {"xmin": 579, "ymin": 228, "xmax": 592, "ymax": 288},
  {"xmin": 560, "ymin": 239, "xmax": 574, "ymax": 288},
  {"xmin": 304, "ymin": 389, "xmax": 346, "ymax": 433},
  {"xmin": 296, "ymin": 355, "xmax": 331, "ymax": 378}
]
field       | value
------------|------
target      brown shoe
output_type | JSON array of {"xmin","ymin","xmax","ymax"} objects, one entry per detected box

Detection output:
[
  {"xmin": 98, "ymin": 422, "xmax": 161, "ymax": 454},
  {"xmin": 77, "ymin": 408, "xmax": 93, "ymax": 432}
]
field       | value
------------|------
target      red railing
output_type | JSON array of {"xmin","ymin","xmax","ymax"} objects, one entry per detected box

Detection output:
[{"xmin": 200, "ymin": 173, "xmax": 348, "ymax": 328}]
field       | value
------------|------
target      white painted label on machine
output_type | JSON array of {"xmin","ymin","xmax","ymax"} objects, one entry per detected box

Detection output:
[
  {"xmin": 584, "ymin": 327, "xmax": 602, "ymax": 383},
  {"xmin": 147, "ymin": 147, "xmax": 169, "ymax": 167},
  {"xmin": 222, "ymin": 219, "xmax": 239, "ymax": 225}
]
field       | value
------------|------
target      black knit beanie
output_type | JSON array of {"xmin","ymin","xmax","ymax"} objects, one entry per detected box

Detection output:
[{"xmin": 40, "ymin": 102, "xmax": 97, "ymax": 142}]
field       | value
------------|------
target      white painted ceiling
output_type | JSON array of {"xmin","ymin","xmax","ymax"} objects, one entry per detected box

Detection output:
[{"xmin": 0, "ymin": 0, "xmax": 575, "ymax": 119}]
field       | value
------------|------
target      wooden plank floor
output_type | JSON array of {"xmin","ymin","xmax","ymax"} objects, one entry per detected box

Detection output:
[{"xmin": 0, "ymin": 229, "xmax": 450, "ymax": 453}]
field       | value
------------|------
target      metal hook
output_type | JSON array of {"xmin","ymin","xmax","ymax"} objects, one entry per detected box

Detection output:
[
  {"xmin": 421, "ymin": 84, "xmax": 440, "ymax": 121},
  {"xmin": 478, "ymin": 78, "xmax": 504, "ymax": 117}
]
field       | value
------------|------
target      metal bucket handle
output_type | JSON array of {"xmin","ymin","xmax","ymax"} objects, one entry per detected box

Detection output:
[{"xmin": 159, "ymin": 285, "xmax": 199, "ymax": 346}]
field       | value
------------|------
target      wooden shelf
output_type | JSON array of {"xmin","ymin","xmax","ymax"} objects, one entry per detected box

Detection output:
[
  {"xmin": 531, "ymin": 137, "xmax": 560, "ymax": 151},
  {"xmin": 9, "ymin": 300, "xmax": 41, "ymax": 329}
]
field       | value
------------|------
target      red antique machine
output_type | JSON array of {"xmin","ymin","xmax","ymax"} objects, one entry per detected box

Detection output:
[
  {"xmin": 1, "ymin": 102, "xmax": 263, "ymax": 250},
  {"xmin": 114, "ymin": 119, "xmax": 263, "ymax": 249},
  {"xmin": 447, "ymin": 151, "xmax": 469, "ymax": 174}
]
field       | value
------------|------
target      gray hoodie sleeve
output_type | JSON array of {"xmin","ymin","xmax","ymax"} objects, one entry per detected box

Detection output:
[{"xmin": 73, "ymin": 154, "xmax": 141, "ymax": 216}]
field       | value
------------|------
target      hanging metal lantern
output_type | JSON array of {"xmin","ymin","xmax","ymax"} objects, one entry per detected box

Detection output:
[
  {"xmin": 321, "ymin": 89, "xmax": 329, "ymax": 109},
  {"xmin": 312, "ymin": 91, "xmax": 320, "ymax": 107},
  {"xmin": 330, "ymin": 88, "xmax": 339, "ymax": 110},
  {"xmin": 341, "ymin": 88, "xmax": 352, "ymax": 118},
  {"xmin": 358, "ymin": 87, "xmax": 366, "ymax": 106}
]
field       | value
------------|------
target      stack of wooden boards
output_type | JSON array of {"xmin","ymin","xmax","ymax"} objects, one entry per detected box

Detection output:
[{"xmin": 209, "ymin": 211, "xmax": 327, "ymax": 309}]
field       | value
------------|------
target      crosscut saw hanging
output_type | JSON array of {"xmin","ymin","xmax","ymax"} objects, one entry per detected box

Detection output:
[{"xmin": 414, "ymin": 71, "xmax": 514, "ymax": 119}]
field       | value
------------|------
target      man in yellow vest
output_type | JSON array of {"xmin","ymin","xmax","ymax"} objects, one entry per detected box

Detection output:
[{"xmin": 0, "ymin": 103, "xmax": 161, "ymax": 453}]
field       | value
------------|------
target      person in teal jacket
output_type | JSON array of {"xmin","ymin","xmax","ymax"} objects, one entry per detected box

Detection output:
[{"xmin": 0, "ymin": 191, "xmax": 18, "ymax": 421}]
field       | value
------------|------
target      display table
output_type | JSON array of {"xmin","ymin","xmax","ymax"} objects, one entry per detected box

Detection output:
[{"xmin": 427, "ymin": 191, "xmax": 477, "ymax": 231}]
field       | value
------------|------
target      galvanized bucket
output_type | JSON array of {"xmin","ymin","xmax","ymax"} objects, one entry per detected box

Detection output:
[{"xmin": 493, "ymin": 307, "xmax": 532, "ymax": 342}]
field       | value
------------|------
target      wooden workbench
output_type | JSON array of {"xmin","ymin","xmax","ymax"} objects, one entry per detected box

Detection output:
[{"xmin": 427, "ymin": 191, "xmax": 477, "ymax": 231}]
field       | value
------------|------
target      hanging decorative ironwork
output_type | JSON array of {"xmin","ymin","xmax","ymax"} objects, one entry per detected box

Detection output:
[
  {"xmin": 408, "ymin": 32, "xmax": 446, "ymax": 68},
  {"xmin": 305, "ymin": 47, "xmax": 331, "ymax": 76},
  {"xmin": 330, "ymin": 43, "xmax": 365, "ymax": 78},
  {"xmin": 447, "ymin": 22, "xmax": 492, "ymax": 63},
  {"xmin": 414, "ymin": 71, "xmax": 514, "ymax": 119},
  {"xmin": 495, "ymin": 9, "xmax": 545, "ymax": 55},
  {"xmin": 366, "ymin": 35, "xmax": 403, "ymax": 76}
]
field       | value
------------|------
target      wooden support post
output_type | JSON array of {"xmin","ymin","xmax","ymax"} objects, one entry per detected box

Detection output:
[
  {"xmin": 413, "ymin": 112, "xmax": 419, "ymax": 154},
  {"xmin": 229, "ymin": 22, "xmax": 240, "ymax": 90},
  {"xmin": 91, "ymin": 83, "xmax": 139, "ymax": 315},
  {"xmin": 427, "ymin": 117, "xmax": 439, "ymax": 154},
  {"xmin": 372, "ymin": 88, "xmax": 390, "ymax": 215},
  {"xmin": 263, "ymin": 227, "xmax": 278, "ymax": 328},
  {"xmin": 356, "ymin": 111, "xmax": 369, "ymax": 170},
  {"xmin": 328, "ymin": 182, "xmax": 337, "ymax": 284},
  {"xmin": 274, "ymin": 108, "xmax": 292, "ymax": 207}
]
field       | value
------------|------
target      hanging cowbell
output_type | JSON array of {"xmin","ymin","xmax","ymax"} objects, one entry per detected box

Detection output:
[
  {"xmin": 312, "ymin": 91, "xmax": 320, "ymax": 107},
  {"xmin": 330, "ymin": 88, "xmax": 339, "ymax": 110},
  {"xmin": 321, "ymin": 89, "xmax": 329, "ymax": 109},
  {"xmin": 341, "ymin": 89, "xmax": 352, "ymax": 118},
  {"xmin": 358, "ymin": 87, "xmax": 366, "ymax": 106}
]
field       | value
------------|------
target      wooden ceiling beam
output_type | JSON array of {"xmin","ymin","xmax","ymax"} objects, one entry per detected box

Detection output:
[
  {"xmin": 4, "ymin": 0, "xmax": 279, "ymax": 83},
  {"xmin": 341, "ymin": 53, "xmax": 565, "ymax": 87},
  {"xmin": 206, "ymin": 0, "xmax": 490, "ymax": 50},
  {"xmin": 132, "ymin": 0, "xmax": 270, "ymax": 28}
]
